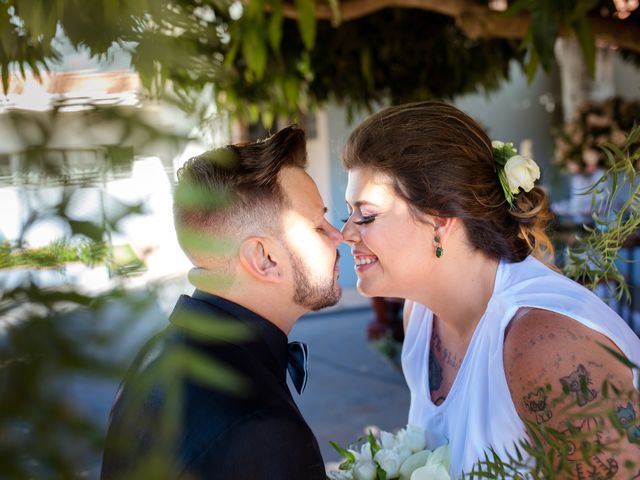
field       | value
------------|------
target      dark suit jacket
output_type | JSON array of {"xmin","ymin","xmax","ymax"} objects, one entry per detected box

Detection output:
[{"xmin": 101, "ymin": 290, "xmax": 325, "ymax": 479}]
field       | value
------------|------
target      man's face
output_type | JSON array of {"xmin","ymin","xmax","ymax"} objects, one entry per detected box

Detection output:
[{"xmin": 278, "ymin": 167, "xmax": 343, "ymax": 311}]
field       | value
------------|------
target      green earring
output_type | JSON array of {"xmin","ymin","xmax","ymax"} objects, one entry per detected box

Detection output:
[{"xmin": 434, "ymin": 234, "xmax": 444, "ymax": 258}]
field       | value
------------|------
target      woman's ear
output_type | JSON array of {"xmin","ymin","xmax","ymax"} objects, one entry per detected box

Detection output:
[
  {"xmin": 422, "ymin": 215, "xmax": 457, "ymax": 240},
  {"xmin": 238, "ymin": 236, "xmax": 283, "ymax": 283},
  {"xmin": 434, "ymin": 217, "xmax": 457, "ymax": 241}
]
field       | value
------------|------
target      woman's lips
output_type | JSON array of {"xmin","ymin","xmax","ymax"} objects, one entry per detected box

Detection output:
[{"xmin": 353, "ymin": 255, "xmax": 378, "ymax": 272}]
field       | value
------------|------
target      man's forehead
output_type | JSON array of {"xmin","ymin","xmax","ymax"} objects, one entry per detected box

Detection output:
[{"xmin": 280, "ymin": 167, "xmax": 325, "ymax": 216}]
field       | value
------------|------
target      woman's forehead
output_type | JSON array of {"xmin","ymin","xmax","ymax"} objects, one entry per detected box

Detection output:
[{"xmin": 345, "ymin": 168, "xmax": 396, "ymax": 204}]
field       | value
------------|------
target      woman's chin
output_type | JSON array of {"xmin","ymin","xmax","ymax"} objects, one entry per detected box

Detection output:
[{"xmin": 356, "ymin": 281, "xmax": 386, "ymax": 298}]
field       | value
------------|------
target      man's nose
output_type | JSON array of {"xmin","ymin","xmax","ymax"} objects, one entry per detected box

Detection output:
[{"xmin": 327, "ymin": 223, "xmax": 343, "ymax": 247}]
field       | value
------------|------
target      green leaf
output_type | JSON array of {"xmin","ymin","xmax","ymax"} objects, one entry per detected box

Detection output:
[
  {"xmin": 1, "ymin": 62, "xmax": 9, "ymax": 96},
  {"xmin": 571, "ymin": 17, "xmax": 596, "ymax": 78},
  {"xmin": 267, "ymin": 0, "xmax": 284, "ymax": 51},
  {"xmin": 596, "ymin": 341, "xmax": 640, "ymax": 369},
  {"xmin": 68, "ymin": 220, "xmax": 105, "ymax": 242},
  {"xmin": 525, "ymin": 47, "xmax": 540, "ymax": 84},
  {"xmin": 329, "ymin": 441, "xmax": 356, "ymax": 462},
  {"xmin": 376, "ymin": 465, "xmax": 387, "ymax": 480},
  {"xmin": 529, "ymin": 2, "xmax": 559, "ymax": 73},
  {"xmin": 367, "ymin": 430, "xmax": 380, "ymax": 455},
  {"xmin": 294, "ymin": 0, "xmax": 316, "ymax": 50},
  {"xmin": 169, "ymin": 311, "xmax": 252, "ymax": 343},
  {"xmin": 327, "ymin": 0, "xmax": 341, "ymax": 25},
  {"xmin": 172, "ymin": 346, "xmax": 249, "ymax": 394},
  {"xmin": 504, "ymin": 0, "xmax": 536, "ymax": 16},
  {"xmin": 242, "ymin": 28, "xmax": 267, "ymax": 80},
  {"xmin": 360, "ymin": 47, "xmax": 373, "ymax": 90}
]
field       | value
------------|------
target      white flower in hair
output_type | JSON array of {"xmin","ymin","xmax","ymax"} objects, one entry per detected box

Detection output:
[
  {"xmin": 492, "ymin": 140, "xmax": 541, "ymax": 207},
  {"xmin": 504, "ymin": 154, "xmax": 541, "ymax": 194}
]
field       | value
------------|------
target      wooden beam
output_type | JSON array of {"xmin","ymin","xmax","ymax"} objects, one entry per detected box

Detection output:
[{"xmin": 280, "ymin": 0, "xmax": 640, "ymax": 54}]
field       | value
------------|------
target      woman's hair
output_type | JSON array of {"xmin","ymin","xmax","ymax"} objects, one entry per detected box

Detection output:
[{"xmin": 342, "ymin": 101, "xmax": 555, "ymax": 265}]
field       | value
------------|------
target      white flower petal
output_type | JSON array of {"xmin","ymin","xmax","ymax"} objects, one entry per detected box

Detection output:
[
  {"xmin": 380, "ymin": 430, "xmax": 396, "ymax": 450},
  {"xmin": 353, "ymin": 460, "xmax": 377, "ymax": 480},
  {"xmin": 399, "ymin": 450, "xmax": 431, "ymax": 480},
  {"xmin": 410, "ymin": 463, "xmax": 451, "ymax": 480}
]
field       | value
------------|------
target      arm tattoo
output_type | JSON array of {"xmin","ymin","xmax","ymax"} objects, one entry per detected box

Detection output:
[
  {"xmin": 522, "ymin": 387, "xmax": 552, "ymax": 423},
  {"xmin": 614, "ymin": 402, "xmax": 640, "ymax": 445},
  {"xmin": 561, "ymin": 418, "xmax": 618, "ymax": 480},
  {"xmin": 559, "ymin": 363, "xmax": 597, "ymax": 406}
]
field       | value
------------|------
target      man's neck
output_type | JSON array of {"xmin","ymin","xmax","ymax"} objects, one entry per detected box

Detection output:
[{"xmin": 189, "ymin": 270, "xmax": 304, "ymax": 335}]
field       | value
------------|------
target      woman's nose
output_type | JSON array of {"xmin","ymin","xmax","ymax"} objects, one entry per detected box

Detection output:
[{"xmin": 340, "ymin": 219, "xmax": 360, "ymax": 245}]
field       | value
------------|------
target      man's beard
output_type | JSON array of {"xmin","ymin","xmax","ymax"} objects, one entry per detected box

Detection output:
[{"xmin": 289, "ymin": 249, "xmax": 341, "ymax": 311}]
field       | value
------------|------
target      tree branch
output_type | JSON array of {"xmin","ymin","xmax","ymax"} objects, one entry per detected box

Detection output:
[{"xmin": 280, "ymin": 0, "xmax": 640, "ymax": 54}]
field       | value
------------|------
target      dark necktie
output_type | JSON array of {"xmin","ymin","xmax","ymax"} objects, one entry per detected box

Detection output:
[{"xmin": 287, "ymin": 341, "xmax": 309, "ymax": 395}]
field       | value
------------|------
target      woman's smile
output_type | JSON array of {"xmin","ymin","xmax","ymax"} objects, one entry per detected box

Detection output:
[{"xmin": 353, "ymin": 253, "xmax": 379, "ymax": 272}]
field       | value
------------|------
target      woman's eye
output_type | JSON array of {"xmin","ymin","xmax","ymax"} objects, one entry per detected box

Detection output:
[{"xmin": 354, "ymin": 215, "xmax": 376, "ymax": 225}]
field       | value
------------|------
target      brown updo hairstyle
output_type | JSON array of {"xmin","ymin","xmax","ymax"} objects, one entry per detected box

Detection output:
[{"xmin": 342, "ymin": 101, "xmax": 555, "ymax": 266}]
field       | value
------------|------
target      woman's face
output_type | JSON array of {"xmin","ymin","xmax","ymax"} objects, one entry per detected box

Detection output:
[{"xmin": 341, "ymin": 167, "xmax": 435, "ymax": 298}]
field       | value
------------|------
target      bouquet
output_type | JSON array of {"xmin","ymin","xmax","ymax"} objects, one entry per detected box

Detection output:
[
  {"xmin": 553, "ymin": 96, "xmax": 640, "ymax": 175},
  {"xmin": 327, "ymin": 425, "xmax": 451, "ymax": 480}
]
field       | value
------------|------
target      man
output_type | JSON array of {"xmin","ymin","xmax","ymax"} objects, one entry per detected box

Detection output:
[{"xmin": 101, "ymin": 126, "xmax": 342, "ymax": 479}]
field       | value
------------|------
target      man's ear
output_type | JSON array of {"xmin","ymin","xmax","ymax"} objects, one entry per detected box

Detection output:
[{"xmin": 238, "ymin": 236, "xmax": 283, "ymax": 282}]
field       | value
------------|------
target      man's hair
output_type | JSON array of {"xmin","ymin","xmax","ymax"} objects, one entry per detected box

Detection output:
[{"xmin": 173, "ymin": 125, "xmax": 308, "ymax": 264}]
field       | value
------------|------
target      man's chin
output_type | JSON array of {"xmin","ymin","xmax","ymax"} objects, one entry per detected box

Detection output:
[{"xmin": 309, "ymin": 286, "xmax": 342, "ymax": 311}]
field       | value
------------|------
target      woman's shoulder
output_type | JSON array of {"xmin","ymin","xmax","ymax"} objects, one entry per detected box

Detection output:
[
  {"xmin": 503, "ymin": 308, "xmax": 634, "ymax": 395},
  {"xmin": 496, "ymin": 257, "xmax": 614, "ymax": 318}
]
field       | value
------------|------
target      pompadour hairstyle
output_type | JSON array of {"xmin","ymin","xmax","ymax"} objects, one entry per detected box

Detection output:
[{"xmin": 173, "ymin": 125, "xmax": 308, "ymax": 263}]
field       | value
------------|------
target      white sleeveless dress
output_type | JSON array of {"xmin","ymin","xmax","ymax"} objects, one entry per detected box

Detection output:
[{"xmin": 401, "ymin": 256, "xmax": 640, "ymax": 478}]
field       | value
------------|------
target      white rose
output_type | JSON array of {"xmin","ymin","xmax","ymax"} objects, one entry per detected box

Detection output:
[
  {"xmin": 491, "ymin": 140, "xmax": 505, "ymax": 149},
  {"xmin": 393, "ymin": 444, "xmax": 412, "ymax": 465},
  {"xmin": 504, "ymin": 154, "xmax": 540, "ymax": 194},
  {"xmin": 399, "ymin": 450, "xmax": 431, "ymax": 480},
  {"xmin": 374, "ymin": 448, "xmax": 402, "ymax": 478},
  {"xmin": 380, "ymin": 430, "xmax": 396, "ymax": 450},
  {"xmin": 426, "ymin": 444, "xmax": 451, "ymax": 473},
  {"xmin": 403, "ymin": 425, "xmax": 427, "ymax": 453},
  {"xmin": 410, "ymin": 463, "xmax": 451, "ymax": 480},
  {"xmin": 350, "ymin": 443, "xmax": 373, "ymax": 463},
  {"xmin": 352, "ymin": 460, "xmax": 377, "ymax": 480}
]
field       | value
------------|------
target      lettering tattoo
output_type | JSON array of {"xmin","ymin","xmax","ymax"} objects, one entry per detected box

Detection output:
[
  {"xmin": 430, "ymin": 332, "xmax": 462, "ymax": 369},
  {"xmin": 614, "ymin": 402, "xmax": 640, "ymax": 444},
  {"xmin": 560, "ymin": 364, "xmax": 597, "ymax": 406},
  {"xmin": 522, "ymin": 387, "xmax": 552, "ymax": 424}
]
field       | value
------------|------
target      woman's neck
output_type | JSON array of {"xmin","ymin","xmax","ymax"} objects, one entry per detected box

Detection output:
[{"xmin": 417, "ymin": 253, "xmax": 499, "ymax": 339}]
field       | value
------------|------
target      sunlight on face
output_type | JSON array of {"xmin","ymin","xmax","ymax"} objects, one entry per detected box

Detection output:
[
  {"xmin": 279, "ymin": 167, "xmax": 342, "ymax": 309},
  {"xmin": 342, "ymin": 167, "xmax": 432, "ymax": 299}
]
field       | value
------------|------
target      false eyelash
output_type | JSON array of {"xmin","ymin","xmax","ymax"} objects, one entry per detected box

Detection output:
[{"xmin": 353, "ymin": 216, "xmax": 376, "ymax": 225}]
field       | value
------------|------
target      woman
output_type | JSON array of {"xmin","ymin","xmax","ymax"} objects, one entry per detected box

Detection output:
[{"xmin": 340, "ymin": 101, "xmax": 640, "ymax": 478}]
